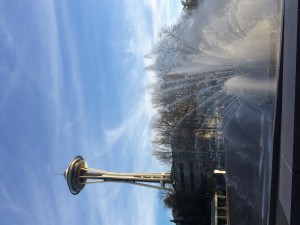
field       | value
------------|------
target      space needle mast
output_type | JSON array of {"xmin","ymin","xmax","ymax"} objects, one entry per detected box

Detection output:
[{"xmin": 64, "ymin": 156, "xmax": 172, "ymax": 195}]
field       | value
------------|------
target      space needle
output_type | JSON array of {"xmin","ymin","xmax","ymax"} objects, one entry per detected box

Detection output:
[{"xmin": 64, "ymin": 156, "xmax": 172, "ymax": 195}]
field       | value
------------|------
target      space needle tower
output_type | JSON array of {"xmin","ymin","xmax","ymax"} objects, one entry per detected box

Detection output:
[{"xmin": 64, "ymin": 156, "xmax": 172, "ymax": 195}]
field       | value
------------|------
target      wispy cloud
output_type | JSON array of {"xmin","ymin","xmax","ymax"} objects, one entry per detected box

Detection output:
[
  {"xmin": 0, "ymin": 1, "xmax": 89, "ymax": 224},
  {"xmin": 143, "ymin": 0, "xmax": 183, "ymax": 40},
  {"xmin": 86, "ymin": 2, "xmax": 182, "ymax": 224},
  {"xmin": 105, "ymin": 126, "xmax": 127, "ymax": 145},
  {"xmin": 0, "ymin": 0, "xmax": 181, "ymax": 225}
]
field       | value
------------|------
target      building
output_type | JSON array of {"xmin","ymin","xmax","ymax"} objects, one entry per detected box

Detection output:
[{"xmin": 64, "ymin": 156, "xmax": 172, "ymax": 195}]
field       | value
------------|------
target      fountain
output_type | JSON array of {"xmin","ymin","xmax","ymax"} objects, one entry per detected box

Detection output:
[{"xmin": 150, "ymin": 0, "xmax": 282, "ymax": 224}]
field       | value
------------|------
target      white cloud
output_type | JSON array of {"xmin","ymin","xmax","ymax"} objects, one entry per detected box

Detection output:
[
  {"xmin": 143, "ymin": 0, "xmax": 183, "ymax": 41},
  {"xmin": 105, "ymin": 125, "xmax": 127, "ymax": 145},
  {"xmin": 0, "ymin": 0, "xmax": 181, "ymax": 225},
  {"xmin": 124, "ymin": 0, "xmax": 182, "ymax": 65},
  {"xmin": 93, "ymin": 3, "xmax": 183, "ymax": 224},
  {"xmin": 87, "ymin": 89, "xmax": 167, "ymax": 225},
  {"xmin": 0, "ymin": 0, "xmax": 90, "ymax": 223}
]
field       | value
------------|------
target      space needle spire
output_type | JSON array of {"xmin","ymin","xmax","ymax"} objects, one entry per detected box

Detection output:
[{"xmin": 64, "ymin": 156, "xmax": 172, "ymax": 195}]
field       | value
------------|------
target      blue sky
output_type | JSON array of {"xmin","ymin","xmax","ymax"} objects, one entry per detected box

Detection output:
[{"xmin": 0, "ymin": 1, "xmax": 182, "ymax": 224}]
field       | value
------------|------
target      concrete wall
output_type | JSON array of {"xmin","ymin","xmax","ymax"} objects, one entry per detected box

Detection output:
[{"xmin": 276, "ymin": 0, "xmax": 300, "ymax": 224}]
